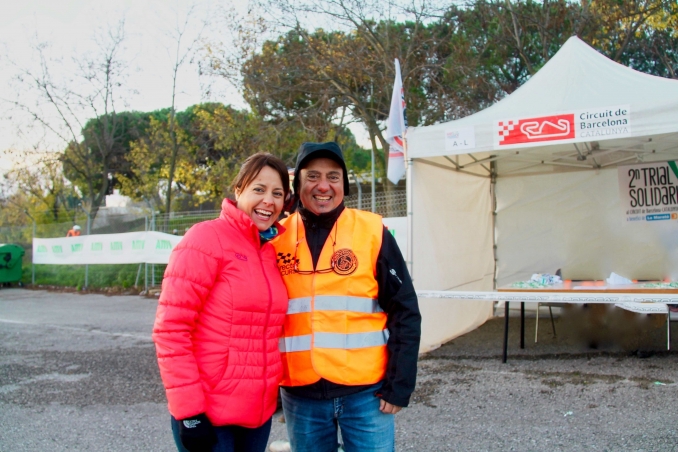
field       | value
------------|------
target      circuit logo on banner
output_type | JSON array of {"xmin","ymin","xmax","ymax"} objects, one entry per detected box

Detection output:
[
  {"xmin": 496, "ymin": 105, "xmax": 631, "ymax": 148},
  {"xmin": 618, "ymin": 161, "xmax": 678, "ymax": 223}
]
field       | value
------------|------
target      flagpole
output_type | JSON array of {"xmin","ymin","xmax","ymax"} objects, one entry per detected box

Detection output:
[
  {"xmin": 400, "ymin": 65, "xmax": 411, "ymax": 276},
  {"xmin": 404, "ymin": 132, "xmax": 413, "ymax": 279},
  {"xmin": 385, "ymin": 57, "xmax": 411, "ymax": 275}
]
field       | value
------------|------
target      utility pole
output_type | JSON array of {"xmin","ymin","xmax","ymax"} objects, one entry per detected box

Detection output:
[
  {"xmin": 370, "ymin": 82, "xmax": 376, "ymax": 213},
  {"xmin": 349, "ymin": 170, "xmax": 363, "ymax": 210},
  {"xmin": 23, "ymin": 210, "xmax": 36, "ymax": 285},
  {"xmin": 79, "ymin": 202, "xmax": 92, "ymax": 289}
]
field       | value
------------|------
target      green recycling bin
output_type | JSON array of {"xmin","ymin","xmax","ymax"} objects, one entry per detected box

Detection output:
[{"xmin": 0, "ymin": 244, "xmax": 25, "ymax": 285}]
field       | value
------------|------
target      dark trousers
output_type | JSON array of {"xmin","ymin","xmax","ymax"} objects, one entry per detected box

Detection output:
[{"xmin": 171, "ymin": 416, "xmax": 272, "ymax": 452}]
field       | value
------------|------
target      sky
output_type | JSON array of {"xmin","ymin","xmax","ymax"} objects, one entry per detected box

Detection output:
[
  {"xmin": 0, "ymin": 0, "xmax": 247, "ymax": 171},
  {"xmin": 0, "ymin": 0, "xmax": 373, "ymax": 174}
]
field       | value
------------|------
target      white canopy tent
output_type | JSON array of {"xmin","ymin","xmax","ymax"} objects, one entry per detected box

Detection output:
[{"xmin": 407, "ymin": 36, "xmax": 678, "ymax": 351}]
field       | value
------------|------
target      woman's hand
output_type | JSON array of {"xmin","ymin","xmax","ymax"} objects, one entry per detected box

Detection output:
[{"xmin": 178, "ymin": 413, "xmax": 217, "ymax": 451}]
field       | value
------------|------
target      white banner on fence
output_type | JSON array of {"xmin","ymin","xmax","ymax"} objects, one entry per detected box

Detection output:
[{"xmin": 33, "ymin": 231, "xmax": 183, "ymax": 265}]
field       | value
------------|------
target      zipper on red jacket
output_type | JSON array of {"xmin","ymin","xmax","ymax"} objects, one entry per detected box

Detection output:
[{"xmin": 259, "ymin": 241, "xmax": 273, "ymax": 427}]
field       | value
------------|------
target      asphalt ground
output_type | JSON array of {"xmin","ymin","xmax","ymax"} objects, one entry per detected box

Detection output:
[{"xmin": 1, "ymin": 289, "xmax": 677, "ymax": 451}]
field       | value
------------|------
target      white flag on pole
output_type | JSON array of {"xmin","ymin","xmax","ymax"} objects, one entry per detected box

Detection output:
[{"xmin": 385, "ymin": 58, "xmax": 407, "ymax": 185}]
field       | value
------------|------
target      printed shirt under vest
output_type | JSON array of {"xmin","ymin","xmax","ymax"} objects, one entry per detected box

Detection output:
[{"xmin": 272, "ymin": 208, "xmax": 388, "ymax": 387}]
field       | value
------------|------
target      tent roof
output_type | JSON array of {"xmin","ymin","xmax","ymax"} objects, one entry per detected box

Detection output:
[{"xmin": 407, "ymin": 36, "xmax": 678, "ymax": 177}]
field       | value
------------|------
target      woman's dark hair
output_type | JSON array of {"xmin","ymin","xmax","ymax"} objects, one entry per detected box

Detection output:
[{"xmin": 230, "ymin": 152, "xmax": 290, "ymax": 200}]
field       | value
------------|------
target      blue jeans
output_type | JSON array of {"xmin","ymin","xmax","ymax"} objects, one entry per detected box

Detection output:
[
  {"xmin": 171, "ymin": 416, "xmax": 272, "ymax": 452},
  {"xmin": 281, "ymin": 384, "xmax": 395, "ymax": 452}
]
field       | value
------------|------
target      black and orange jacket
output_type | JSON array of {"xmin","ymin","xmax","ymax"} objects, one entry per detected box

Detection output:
[{"xmin": 272, "ymin": 204, "xmax": 421, "ymax": 407}]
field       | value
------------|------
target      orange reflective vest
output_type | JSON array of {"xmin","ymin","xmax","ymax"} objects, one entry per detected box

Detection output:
[
  {"xmin": 66, "ymin": 229, "xmax": 81, "ymax": 237},
  {"xmin": 272, "ymin": 209, "xmax": 388, "ymax": 387}
]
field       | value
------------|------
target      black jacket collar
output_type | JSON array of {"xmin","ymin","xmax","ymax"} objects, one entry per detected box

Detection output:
[{"xmin": 299, "ymin": 202, "xmax": 345, "ymax": 229}]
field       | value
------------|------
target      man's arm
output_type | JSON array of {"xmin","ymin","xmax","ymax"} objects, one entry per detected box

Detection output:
[{"xmin": 375, "ymin": 227, "xmax": 421, "ymax": 409}]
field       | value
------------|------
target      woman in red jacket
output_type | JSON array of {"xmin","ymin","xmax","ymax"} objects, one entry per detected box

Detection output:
[{"xmin": 153, "ymin": 153, "xmax": 290, "ymax": 452}]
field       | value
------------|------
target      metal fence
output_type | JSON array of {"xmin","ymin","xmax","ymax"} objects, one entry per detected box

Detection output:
[
  {"xmin": 0, "ymin": 188, "xmax": 406, "ymax": 290},
  {"xmin": 344, "ymin": 188, "xmax": 407, "ymax": 217}
]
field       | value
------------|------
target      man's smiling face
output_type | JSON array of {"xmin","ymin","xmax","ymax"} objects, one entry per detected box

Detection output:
[{"xmin": 298, "ymin": 157, "xmax": 344, "ymax": 215}]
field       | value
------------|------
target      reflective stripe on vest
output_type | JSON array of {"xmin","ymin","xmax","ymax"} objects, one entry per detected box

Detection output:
[
  {"xmin": 279, "ymin": 329, "xmax": 389, "ymax": 352},
  {"xmin": 279, "ymin": 334, "xmax": 311, "ymax": 352},
  {"xmin": 287, "ymin": 296, "xmax": 383, "ymax": 315}
]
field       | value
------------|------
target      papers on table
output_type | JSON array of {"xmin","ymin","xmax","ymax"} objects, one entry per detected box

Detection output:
[{"xmin": 606, "ymin": 272, "xmax": 632, "ymax": 285}]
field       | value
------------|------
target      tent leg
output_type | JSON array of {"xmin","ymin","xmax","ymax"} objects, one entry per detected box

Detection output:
[
  {"xmin": 535, "ymin": 303, "xmax": 540, "ymax": 343},
  {"xmin": 520, "ymin": 302, "xmax": 525, "ymax": 349},
  {"xmin": 549, "ymin": 306, "xmax": 557, "ymax": 338},
  {"xmin": 667, "ymin": 313, "xmax": 671, "ymax": 351},
  {"xmin": 503, "ymin": 302, "xmax": 509, "ymax": 363}
]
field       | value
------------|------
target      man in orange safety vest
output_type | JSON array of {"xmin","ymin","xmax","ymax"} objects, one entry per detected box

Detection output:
[
  {"xmin": 271, "ymin": 142, "xmax": 421, "ymax": 452},
  {"xmin": 66, "ymin": 225, "xmax": 81, "ymax": 237}
]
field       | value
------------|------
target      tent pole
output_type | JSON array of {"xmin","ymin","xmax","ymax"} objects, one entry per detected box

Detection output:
[
  {"xmin": 406, "ymin": 157, "xmax": 414, "ymax": 279},
  {"xmin": 491, "ymin": 162, "xmax": 498, "ymax": 290}
]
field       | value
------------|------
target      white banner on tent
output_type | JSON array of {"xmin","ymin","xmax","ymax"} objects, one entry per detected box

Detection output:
[
  {"xmin": 495, "ymin": 104, "xmax": 631, "ymax": 149},
  {"xmin": 618, "ymin": 160, "xmax": 678, "ymax": 223},
  {"xmin": 33, "ymin": 231, "xmax": 183, "ymax": 265}
]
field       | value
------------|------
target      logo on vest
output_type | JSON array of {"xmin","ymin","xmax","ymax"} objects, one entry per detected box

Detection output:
[
  {"xmin": 277, "ymin": 251, "xmax": 298, "ymax": 276},
  {"xmin": 331, "ymin": 249, "xmax": 358, "ymax": 275}
]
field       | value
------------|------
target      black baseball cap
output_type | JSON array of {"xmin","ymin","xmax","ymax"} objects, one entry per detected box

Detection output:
[{"xmin": 293, "ymin": 141, "xmax": 350, "ymax": 195}]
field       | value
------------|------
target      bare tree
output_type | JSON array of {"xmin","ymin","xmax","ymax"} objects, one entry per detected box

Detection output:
[
  {"xmin": 161, "ymin": 5, "xmax": 207, "ymax": 216},
  {"xmin": 2, "ymin": 21, "xmax": 130, "ymax": 223}
]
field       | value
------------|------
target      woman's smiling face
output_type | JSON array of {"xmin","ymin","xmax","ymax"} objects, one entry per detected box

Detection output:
[{"xmin": 235, "ymin": 165, "xmax": 285, "ymax": 231}]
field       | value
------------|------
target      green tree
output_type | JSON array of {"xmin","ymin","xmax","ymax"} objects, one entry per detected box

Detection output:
[
  {"xmin": 238, "ymin": 23, "xmax": 456, "ymax": 181},
  {"xmin": 458, "ymin": 0, "xmax": 677, "ymax": 94},
  {"xmin": 119, "ymin": 102, "xmax": 361, "ymax": 210},
  {"xmin": 585, "ymin": 0, "xmax": 677, "ymax": 77},
  {"xmin": 63, "ymin": 110, "xmax": 160, "ymax": 203},
  {"xmin": 236, "ymin": 0, "xmax": 676, "ymax": 161},
  {"xmin": 207, "ymin": 0, "xmax": 464, "ymax": 184}
]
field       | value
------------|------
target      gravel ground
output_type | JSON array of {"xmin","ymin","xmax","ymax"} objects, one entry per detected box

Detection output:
[{"xmin": 1, "ymin": 288, "xmax": 677, "ymax": 451}]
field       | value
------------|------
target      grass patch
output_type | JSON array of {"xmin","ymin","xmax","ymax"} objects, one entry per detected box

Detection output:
[{"xmin": 19, "ymin": 263, "xmax": 166, "ymax": 289}]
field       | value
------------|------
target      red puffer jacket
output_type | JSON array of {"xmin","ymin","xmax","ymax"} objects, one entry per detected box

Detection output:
[{"xmin": 153, "ymin": 199, "xmax": 288, "ymax": 428}]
